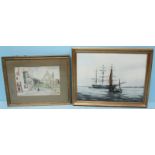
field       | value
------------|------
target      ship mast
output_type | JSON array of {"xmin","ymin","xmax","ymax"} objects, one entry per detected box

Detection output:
[
  {"xmin": 119, "ymin": 79, "xmax": 121, "ymax": 89},
  {"xmin": 100, "ymin": 65, "xmax": 105, "ymax": 85},
  {"xmin": 95, "ymin": 69, "xmax": 98, "ymax": 85}
]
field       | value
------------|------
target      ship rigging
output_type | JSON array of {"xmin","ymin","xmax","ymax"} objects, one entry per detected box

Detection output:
[{"xmin": 92, "ymin": 65, "xmax": 123, "ymax": 93}]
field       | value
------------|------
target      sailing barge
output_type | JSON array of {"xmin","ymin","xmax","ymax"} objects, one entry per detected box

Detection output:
[{"xmin": 92, "ymin": 65, "xmax": 123, "ymax": 93}]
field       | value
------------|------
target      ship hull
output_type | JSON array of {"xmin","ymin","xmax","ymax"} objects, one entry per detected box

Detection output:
[
  {"xmin": 92, "ymin": 85, "xmax": 122, "ymax": 93},
  {"xmin": 92, "ymin": 84, "xmax": 111, "ymax": 89}
]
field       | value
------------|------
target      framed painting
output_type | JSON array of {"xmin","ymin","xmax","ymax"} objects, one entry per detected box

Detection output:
[
  {"xmin": 2, "ymin": 56, "xmax": 70, "ymax": 106},
  {"xmin": 72, "ymin": 48, "xmax": 153, "ymax": 107}
]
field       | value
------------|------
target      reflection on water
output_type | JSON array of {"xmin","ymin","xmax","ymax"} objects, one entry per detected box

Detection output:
[{"xmin": 78, "ymin": 86, "xmax": 144, "ymax": 102}]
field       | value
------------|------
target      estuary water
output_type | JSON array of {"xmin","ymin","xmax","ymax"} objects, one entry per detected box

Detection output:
[{"xmin": 78, "ymin": 86, "xmax": 144, "ymax": 102}]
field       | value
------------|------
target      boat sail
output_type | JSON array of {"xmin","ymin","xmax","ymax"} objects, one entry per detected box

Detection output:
[
  {"xmin": 108, "ymin": 66, "xmax": 116, "ymax": 92},
  {"xmin": 109, "ymin": 66, "xmax": 113, "ymax": 86}
]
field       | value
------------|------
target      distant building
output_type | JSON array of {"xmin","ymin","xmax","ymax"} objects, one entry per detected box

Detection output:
[
  {"xmin": 41, "ymin": 71, "xmax": 60, "ymax": 89},
  {"xmin": 15, "ymin": 68, "xmax": 34, "ymax": 93}
]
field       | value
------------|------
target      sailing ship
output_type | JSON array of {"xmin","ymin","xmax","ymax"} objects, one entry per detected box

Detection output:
[{"xmin": 92, "ymin": 65, "xmax": 123, "ymax": 93}]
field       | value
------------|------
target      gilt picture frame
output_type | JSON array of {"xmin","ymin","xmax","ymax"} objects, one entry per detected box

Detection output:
[
  {"xmin": 72, "ymin": 48, "xmax": 153, "ymax": 107},
  {"xmin": 2, "ymin": 56, "xmax": 70, "ymax": 106}
]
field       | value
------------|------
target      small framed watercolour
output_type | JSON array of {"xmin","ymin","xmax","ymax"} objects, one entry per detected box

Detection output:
[
  {"xmin": 72, "ymin": 48, "xmax": 153, "ymax": 107},
  {"xmin": 2, "ymin": 56, "xmax": 70, "ymax": 106}
]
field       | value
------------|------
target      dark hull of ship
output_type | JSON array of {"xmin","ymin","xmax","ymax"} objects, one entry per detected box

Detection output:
[
  {"xmin": 91, "ymin": 84, "xmax": 122, "ymax": 93},
  {"xmin": 92, "ymin": 84, "xmax": 112, "ymax": 89}
]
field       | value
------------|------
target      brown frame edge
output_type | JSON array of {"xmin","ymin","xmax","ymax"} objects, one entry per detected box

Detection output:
[
  {"xmin": 2, "ymin": 55, "xmax": 71, "ymax": 107},
  {"xmin": 72, "ymin": 48, "xmax": 153, "ymax": 108}
]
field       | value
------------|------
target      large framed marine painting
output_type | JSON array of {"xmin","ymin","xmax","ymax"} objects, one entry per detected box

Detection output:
[
  {"xmin": 72, "ymin": 48, "xmax": 153, "ymax": 107},
  {"xmin": 2, "ymin": 56, "xmax": 70, "ymax": 106}
]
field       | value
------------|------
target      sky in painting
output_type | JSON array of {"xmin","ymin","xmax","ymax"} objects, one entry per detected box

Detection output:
[
  {"xmin": 77, "ymin": 53, "xmax": 147, "ymax": 87},
  {"xmin": 15, "ymin": 66, "xmax": 60, "ymax": 80}
]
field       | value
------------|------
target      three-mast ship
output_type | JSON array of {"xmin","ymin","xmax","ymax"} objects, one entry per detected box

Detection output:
[{"xmin": 92, "ymin": 65, "xmax": 122, "ymax": 93}]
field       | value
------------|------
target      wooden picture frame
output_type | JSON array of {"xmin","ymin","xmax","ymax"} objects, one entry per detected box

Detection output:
[
  {"xmin": 72, "ymin": 48, "xmax": 153, "ymax": 107},
  {"xmin": 2, "ymin": 56, "xmax": 70, "ymax": 106}
]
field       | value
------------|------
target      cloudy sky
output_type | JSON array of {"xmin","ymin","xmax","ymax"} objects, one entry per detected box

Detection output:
[{"xmin": 77, "ymin": 53, "xmax": 147, "ymax": 87}]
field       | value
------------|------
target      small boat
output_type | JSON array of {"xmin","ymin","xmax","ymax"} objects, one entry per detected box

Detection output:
[{"xmin": 112, "ymin": 79, "xmax": 122, "ymax": 93}]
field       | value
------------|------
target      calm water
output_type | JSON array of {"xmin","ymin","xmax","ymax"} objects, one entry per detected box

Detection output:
[{"xmin": 78, "ymin": 86, "xmax": 144, "ymax": 102}]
